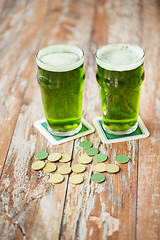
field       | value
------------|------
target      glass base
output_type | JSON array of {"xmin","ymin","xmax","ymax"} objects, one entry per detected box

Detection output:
[
  {"xmin": 103, "ymin": 122, "xmax": 138, "ymax": 135},
  {"xmin": 47, "ymin": 123, "xmax": 82, "ymax": 137}
]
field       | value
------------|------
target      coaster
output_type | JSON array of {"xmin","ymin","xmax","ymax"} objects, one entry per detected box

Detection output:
[
  {"xmin": 93, "ymin": 116, "xmax": 150, "ymax": 144},
  {"xmin": 34, "ymin": 117, "xmax": 95, "ymax": 145}
]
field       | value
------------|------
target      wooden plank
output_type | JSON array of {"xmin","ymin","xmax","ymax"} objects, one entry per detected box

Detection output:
[
  {"xmin": 137, "ymin": 0, "xmax": 160, "ymax": 239},
  {"xmin": 0, "ymin": 0, "xmax": 26, "ymax": 21},
  {"xmin": 0, "ymin": 0, "xmax": 97, "ymax": 239},
  {"xmin": 60, "ymin": 0, "xmax": 143, "ymax": 239},
  {"xmin": 60, "ymin": 140, "xmax": 139, "ymax": 240},
  {"xmin": 0, "ymin": 0, "xmax": 50, "ymax": 175}
]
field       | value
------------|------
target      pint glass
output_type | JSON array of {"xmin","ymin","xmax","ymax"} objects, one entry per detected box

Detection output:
[
  {"xmin": 36, "ymin": 45, "xmax": 85, "ymax": 136},
  {"xmin": 96, "ymin": 43, "xmax": 145, "ymax": 135}
]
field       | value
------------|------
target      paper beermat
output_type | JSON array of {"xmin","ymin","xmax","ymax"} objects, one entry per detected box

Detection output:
[
  {"xmin": 34, "ymin": 118, "xmax": 95, "ymax": 145},
  {"xmin": 93, "ymin": 115, "xmax": 150, "ymax": 144}
]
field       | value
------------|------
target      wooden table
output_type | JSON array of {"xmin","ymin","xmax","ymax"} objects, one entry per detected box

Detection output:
[{"xmin": 0, "ymin": 0, "xmax": 160, "ymax": 239}]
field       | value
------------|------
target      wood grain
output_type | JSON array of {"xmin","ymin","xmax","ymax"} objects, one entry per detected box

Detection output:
[
  {"xmin": 0, "ymin": 0, "xmax": 97, "ymax": 239},
  {"xmin": 137, "ymin": 0, "xmax": 160, "ymax": 239},
  {"xmin": 0, "ymin": 0, "xmax": 50, "ymax": 175},
  {"xmin": 0, "ymin": 0, "xmax": 160, "ymax": 240}
]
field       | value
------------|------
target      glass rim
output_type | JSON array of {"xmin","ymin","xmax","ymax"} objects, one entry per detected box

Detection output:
[
  {"xmin": 36, "ymin": 44, "xmax": 84, "ymax": 72},
  {"xmin": 95, "ymin": 43, "xmax": 145, "ymax": 71}
]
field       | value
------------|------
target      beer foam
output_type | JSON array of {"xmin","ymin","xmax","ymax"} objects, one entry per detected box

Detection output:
[
  {"xmin": 96, "ymin": 44, "xmax": 145, "ymax": 71},
  {"xmin": 36, "ymin": 45, "xmax": 84, "ymax": 72},
  {"xmin": 41, "ymin": 53, "xmax": 79, "ymax": 67}
]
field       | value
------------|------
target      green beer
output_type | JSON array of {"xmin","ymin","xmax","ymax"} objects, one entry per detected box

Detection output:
[
  {"xmin": 36, "ymin": 45, "xmax": 85, "ymax": 136},
  {"xmin": 96, "ymin": 44, "xmax": 145, "ymax": 135}
]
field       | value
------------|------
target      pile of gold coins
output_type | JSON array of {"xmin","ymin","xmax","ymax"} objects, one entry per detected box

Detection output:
[{"xmin": 31, "ymin": 141, "xmax": 129, "ymax": 185}]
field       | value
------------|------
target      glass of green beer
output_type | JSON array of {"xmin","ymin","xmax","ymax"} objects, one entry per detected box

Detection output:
[
  {"xmin": 96, "ymin": 43, "xmax": 145, "ymax": 135},
  {"xmin": 36, "ymin": 44, "xmax": 85, "ymax": 136}
]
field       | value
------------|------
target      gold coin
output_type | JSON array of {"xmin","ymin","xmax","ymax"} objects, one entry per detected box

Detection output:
[
  {"xmin": 50, "ymin": 174, "xmax": 64, "ymax": 184},
  {"xmin": 69, "ymin": 175, "xmax": 84, "ymax": 185},
  {"xmin": 105, "ymin": 164, "xmax": 120, "ymax": 173},
  {"xmin": 72, "ymin": 164, "xmax": 86, "ymax": 173},
  {"xmin": 94, "ymin": 163, "xmax": 106, "ymax": 172},
  {"xmin": 48, "ymin": 153, "xmax": 61, "ymax": 162},
  {"xmin": 59, "ymin": 153, "xmax": 71, "ymax": 163},
  {"xmin": 43, "ymin": 163, "xmax": 57, "ymax": 173},
  {"xmin": 58, "ymin": 165, "xmax": 72, "ymax": 175},
  {"xmin": 78, "ymin": 155, "xmax": 92, "ymax": 164},
  {"xmin": 31, "ymin": 161, "xmax": 45, "ymax": 170}
]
